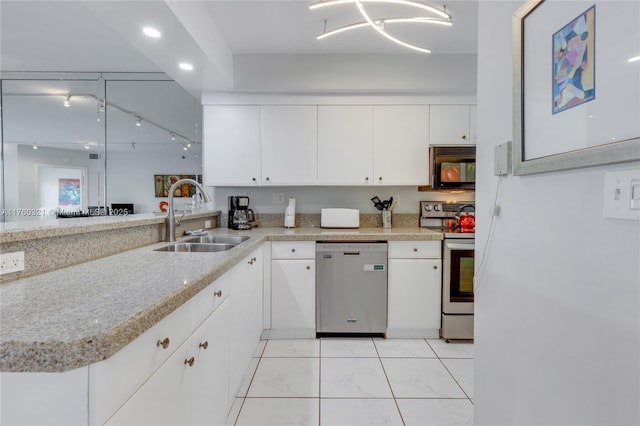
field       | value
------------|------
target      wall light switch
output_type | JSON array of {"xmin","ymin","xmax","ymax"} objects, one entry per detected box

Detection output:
[{"xmin": 603, "ymin": 170, "xmax": 640, "ymax": 220}]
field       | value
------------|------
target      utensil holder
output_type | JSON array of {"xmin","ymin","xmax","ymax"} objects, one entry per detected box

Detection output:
[{"xmin": 382, "ymin": 210, "xmax": 391, "ymax": 229}]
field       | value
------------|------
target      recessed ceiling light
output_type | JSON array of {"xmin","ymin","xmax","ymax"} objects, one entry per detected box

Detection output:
[
  {"xmin": 179, "ymin": 63, "xmax": 194, "ymax": 71},
  {"xmin": 143, "ymin": 27, "xmax": 161, "ymax": 38},
  {"xmin": 628, "ymin": 55, "xmax": 640, "ymax": 63}
]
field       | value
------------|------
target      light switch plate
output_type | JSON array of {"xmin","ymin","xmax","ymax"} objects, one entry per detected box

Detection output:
[
  {"xmin": 603, "ymin": 170, "xmax": 640, "ymax": 220},
  {"xmin": 494, "ymin": 141, "xmax": 512, "ymax": 176}
]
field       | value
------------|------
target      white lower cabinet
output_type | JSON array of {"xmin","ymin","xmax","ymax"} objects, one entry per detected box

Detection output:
[
  {"xmin": 266, "ymin": 241, "xmax": 316, "ymax": 338},
  {"xmin": 387, "ymin": 241, "xmax": 442, "ymax": 338}
]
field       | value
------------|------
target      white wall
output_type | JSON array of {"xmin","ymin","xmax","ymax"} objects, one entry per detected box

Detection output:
[
  {"xmin": 214, "ymin": 186, "xmax": 474, "ymax": 217},
  {"xmin": 107, "ymin": 149, "xmax": 202, "ymax": 213},
  {"xmin": 474, "ymin": 2, "xmax": 640, "ymax": 425}
]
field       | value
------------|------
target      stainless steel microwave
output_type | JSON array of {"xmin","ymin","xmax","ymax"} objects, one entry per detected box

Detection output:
[{"xmin": 430, "ymin": 145, "xmax": 476, "ymax": 190}]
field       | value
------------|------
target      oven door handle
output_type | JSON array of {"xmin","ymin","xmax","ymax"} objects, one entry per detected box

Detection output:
[{"xmin": 445, "ymin": 241, "xmax": 475, "ymax": 250}]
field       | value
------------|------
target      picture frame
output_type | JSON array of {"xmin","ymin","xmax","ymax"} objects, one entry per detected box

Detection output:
[
  {"xmin": 154, "ymin": 174, "xmax": 203, "ymax": 198},
  {"xmin": 512, "ymin": 0, "xmax": 640, "ymax": 175}
]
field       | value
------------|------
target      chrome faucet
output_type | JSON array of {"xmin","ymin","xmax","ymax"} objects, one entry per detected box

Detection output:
[{"xmin": 166, "ymin": 179, "xmax": 213, "ymax": 242}]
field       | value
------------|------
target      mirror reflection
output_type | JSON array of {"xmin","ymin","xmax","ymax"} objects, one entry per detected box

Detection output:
[{"xmin": 0, "ymin": 73, "xmax": 202, "ymax": 221}]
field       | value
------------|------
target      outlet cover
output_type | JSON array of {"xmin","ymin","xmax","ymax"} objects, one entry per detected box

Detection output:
[
  {"xmin": 494, "ymin": 141, "xmax": 512, "ymax": 176},
  {"xmin": 0, "ymin": 251, "xmax": 25, "ymax": 275},
  {"xmin": 272, "ymin": 193, "xmax": 285, "ymax": 204}
]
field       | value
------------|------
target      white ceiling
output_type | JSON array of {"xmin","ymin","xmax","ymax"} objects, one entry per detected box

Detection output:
[{"xmin": 0, "ymin": 0, "xmax": 479, "ymax": 96}]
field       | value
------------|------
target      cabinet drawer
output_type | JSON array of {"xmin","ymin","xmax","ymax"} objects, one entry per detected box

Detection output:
[
  {"xmin": 192, "ymin": 274, "xmax": 232, "ymax": 327},
  {"xmin": 271, "ymin": 241, "xmax": 315, "ymax": 259},
  {"xmin": 89, "ymin": 295, "xmax": 198, "ymax": 425},
  {"xmin": 388, "ymin": 241, "xmax": 441, "ymax": 259}
]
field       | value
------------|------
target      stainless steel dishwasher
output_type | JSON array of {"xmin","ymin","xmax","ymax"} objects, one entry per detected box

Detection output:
[{"xmin": 316, "ymin": 242, "xmax": 388, "ymax": 335}]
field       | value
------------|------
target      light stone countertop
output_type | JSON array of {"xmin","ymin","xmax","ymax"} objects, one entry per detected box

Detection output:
[{"xmin": 0, "ymin": 226, "xmax": 442, "ymax": 373}]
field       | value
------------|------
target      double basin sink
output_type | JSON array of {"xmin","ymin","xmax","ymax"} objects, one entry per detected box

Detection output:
[{"xmin": 155, "ymin": 235, "xmax": 249, "ymax": 253}]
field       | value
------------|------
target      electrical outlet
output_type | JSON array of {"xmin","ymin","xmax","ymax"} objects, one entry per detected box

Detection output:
[
  {"xmin": 272, "ymin": 193, "xmax": 285, "ymax": 204},
  {"xmin": 204, "ymin": 220, "xmax": 212, "ymax": 228},
  {"xmin": 0, "ymin": 251, "xmax": 25, "ymax": 275}
]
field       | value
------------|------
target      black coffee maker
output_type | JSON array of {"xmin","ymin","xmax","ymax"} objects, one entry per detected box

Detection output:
[{"xmin": 228, "ymin": 196, "xmax": 255, "ymax": 230}]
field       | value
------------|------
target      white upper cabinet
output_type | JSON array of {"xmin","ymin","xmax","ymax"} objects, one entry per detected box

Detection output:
[
  {"xmin": 261, "ymin": 106, "xmax": 317, "ymax": 185},
  {"xmin": 429, "ymin": 105, "xmax": 475, "ymax": 145},
  {"xmin": 203, "ymin": 105, "xmax": 261, "ymax": 186},
  {"xmin": 317, "ymin": 105, "xmax": 374, "ymax": 185},
  {"xmin": 373, "ymin": 105, "xmax": 429, "ymax": 185}
]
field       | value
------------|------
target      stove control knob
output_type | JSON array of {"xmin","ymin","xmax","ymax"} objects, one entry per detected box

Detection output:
[
  {"xmin": 424, "ymin": 204, "xmax": 432, "ymax": 212},
  {"xmin": 433, "ymin": 204, "xmax": 441, "ymax": 212}
]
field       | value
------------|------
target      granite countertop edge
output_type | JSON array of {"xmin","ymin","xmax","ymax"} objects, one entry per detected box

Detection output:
[{"xmin": 0, "ymin": 226, "xmax": 442, "ymax": 373}]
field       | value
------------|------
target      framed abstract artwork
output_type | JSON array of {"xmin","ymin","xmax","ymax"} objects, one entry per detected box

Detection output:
[
  {"xmin": 154, "ymin": 174, "xmax": 203, "ymax": 197},
  {"xmin": 513, "ymin": 0, "xmax": 640, "ymax": 175}
]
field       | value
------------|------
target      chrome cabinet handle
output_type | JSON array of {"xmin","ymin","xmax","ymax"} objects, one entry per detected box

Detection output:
[
  {"xmin": 156, "ymin": 337, "xmax": 170, "ymax": 349},
  {"xmin": 213, "ymin": 290, "xmax": 222, "ymax": 298},
  {"xmin": 199, "ymin": 341, "xmax": 209, "ymax": 350},
  {"xmin": 184, "ymin": 357, "xmax": 195, "ymax": 367}
]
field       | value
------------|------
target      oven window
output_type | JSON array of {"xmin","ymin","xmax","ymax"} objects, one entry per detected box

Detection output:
[{"xmin": 450, "ymin": 249, "xmax": 474, "ymax": 302}]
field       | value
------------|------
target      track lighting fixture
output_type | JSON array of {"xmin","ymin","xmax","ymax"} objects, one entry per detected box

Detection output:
[
  {"xmin": 171, "ymin": 133, "xmax": 176, "ymax": 141},
  {"xmin": 84, "ymin": 143, "xmax": 90, "ymax": 150},
  {"xmin": 63, "ymin": 95, "xmax": 71, "ymax": 107},
  {"xmin": 183, "ymin": 144, "xmax": 189, "ymax": 151},
  {"xmin": 131, "ymin": 142, "xmax": 136, "ymax": 150},
  {"xmin": 32, "ymin": 143, "xmax": 38, "ymax": 150},
  {"xmin": 135, "ymin": 117, "xmax": 142, "ymax": 127}
]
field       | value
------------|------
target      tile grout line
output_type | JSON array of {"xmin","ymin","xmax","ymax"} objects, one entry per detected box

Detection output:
[
  {"xmin": 425, "ymin": 338, "xmax": 474, "ymax": 403},
  {"xmin": 374, "ymin": 338, "xmax": 407, "ymax": 426}
]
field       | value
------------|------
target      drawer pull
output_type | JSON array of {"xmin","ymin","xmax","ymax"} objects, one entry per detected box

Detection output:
[
  {"xmin": 184, "ymin": 357, "xmax": 195, "ymax": 367},
  {"xmin": 156, "ymin": 337, "xmax": 170, "ymax": 349},
  {"xmin": 413, "ymin": 248, "xmax": 418, "ymax": 252},
  {"xmin": 213, "ymin": 290, "xmax": 222, "ymax": 298},
  {"xmin": 306, "ymin": 266, "xmax": 311, "ymax": 270},
  {"xmin": 291, "ymin": 248, "xmax": 296, "ymax": 253},
  {"xmin": 433, "ymin": 265, "xmax": 438, "ymax": 269},
  {"xmin": 199, "ymin": 341, "xmax": 209, "ymax": 350}
]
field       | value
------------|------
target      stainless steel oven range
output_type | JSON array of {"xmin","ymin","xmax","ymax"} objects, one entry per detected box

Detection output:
[{"xmin": 420, "ymin": 201, "xmax": 475, "ymax": 341}]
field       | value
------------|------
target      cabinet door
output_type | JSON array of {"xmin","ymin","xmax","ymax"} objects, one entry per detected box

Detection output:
[
  {"xmin": 202, "ymin": 105, "xmax": 261, "ymax": 185},
  {"xmin": 192, "ymin": 298, "xmax": 231, "ymax": 426},
  {"xmin": 262, "ymin": 106, "xmax": 317, "ymax": 185},
  {"xmin": 429, "ymin": 105, "xmax": 472, "ymax": 145},
  {"xmin": 106, "ymin": 338, "xmax": 194, "ymax": 426},
  {"xmin": 271, "ymin": 259, "xmax": 316, "ymax": 330},
  {"xmin": 373, "ymin": 105, "xmax": 429, "ymax": 185},
  {"xmin": 317, "ymin": 105, "xmax": 373, "ymax": 185},
  {"xmin": 229, "ymin": 249, "xmax": 264, "ymax": 398},
  {"xmin": 388, "ymin": 258, "xmax": 442, "ymax": 331}
]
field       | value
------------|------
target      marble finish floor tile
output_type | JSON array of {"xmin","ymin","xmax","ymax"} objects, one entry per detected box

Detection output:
[
  {"xmin": 396, "ymin": 398, "xmax": 474, "ymax": 426},
  {"xmin": 321, "ymin": 357, "xmax": 393, "ymax": 398},
  {"xmin": 234, "ymin": 338, "xmax": 474, "ymax": 425},
  {"xmin": 374, "ymin": 338, "xmax": 437, "ymax": 358},
  {"xmin": 247, "ymin": 358, "xmax": 320, "ymax": 398},
  {"xmin": 263, "ymin": 339, "xmax": 320, "ymax": 358},
  {"xmin": 320, "ymin": 398, "xmax": 403, "ymax": 426},
  {"xmin": 382, "ymin": 358, "xmax": 467, "ymax": 398},
  {"xmin": 321, "ymin": 338, "xmax": 378, "ymax": 357},
  {"xmin": 426, "ymin": 339, "xmax": 475, "ymax": 359},
  {"xmin": 237, "ymin": 357, "xmax": 259, "ymax": 397},
  {"xmin": 253, "ymin": 340, "xmax": 267, "ymax": 357},
  {"xmin": 235, "ymin": 398, "xmax": 319, "ymax": 426},
  {"xmin": 442, "ymin": 358, "xmax": 474, "ymax": 398}
]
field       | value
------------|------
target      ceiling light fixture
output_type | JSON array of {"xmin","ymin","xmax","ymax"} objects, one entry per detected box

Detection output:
[
  {"xmin": 32, "ymin": 143, "xmax": 38, "ymax": 150},
  {"xmin": 63, "ymin": 95, "xmax": 71, "ymax": 107},
  {"xmin": 310, "ymin": 0, "xmax": 452, "ymax": 53},
  {"xmin": 179, "ymin": 63, "xmax": 194, "ymax": 71},
  {"xmin": 628, "ymin": 55, "xmax": 640, "ymax": 63},
  {"xmin": 171, "ymin": 133, "xmax": 176, "ymax": 141},
  {"xmin": 131, "ymin": 142, "xmax": 136, "ymax": 150},
  {"xmin": 84, "ymin": 143, "xmax": 91, "ymax": 150},
  {"xmin": 143, "ymin": 27, "xmax": 161, "ymax": 38},
  {"xmin": 135, "ymin": 117, "xmax": 142, "ymax": 127},
  {"xmin": 183, "ymin": 144, "xmax": 189, "ymax": 151}
]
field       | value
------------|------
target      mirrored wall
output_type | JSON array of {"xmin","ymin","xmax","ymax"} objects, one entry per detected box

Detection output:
[{"xmin": 0, "ymin": 72, "xmax": 202, "ymax": 221}]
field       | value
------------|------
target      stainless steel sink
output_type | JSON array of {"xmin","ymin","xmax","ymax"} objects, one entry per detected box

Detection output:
[
  {"xmin": 154, "ymin": 242, "xmax": 236, "ymax": 252},
  {"xmin": 183, "ymin": 235, "xmax": 249, "ymax": 245}
]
